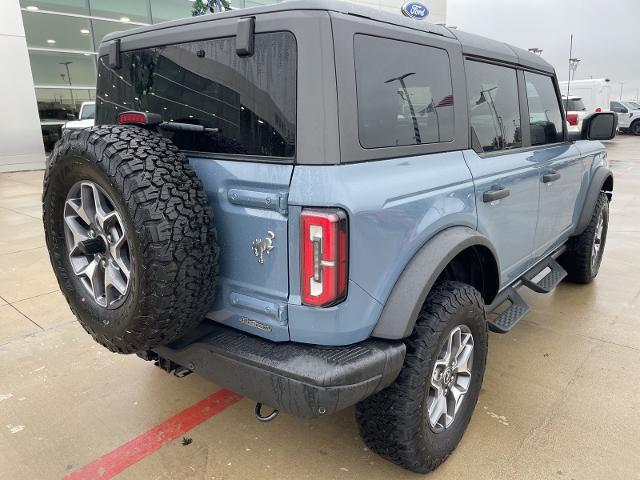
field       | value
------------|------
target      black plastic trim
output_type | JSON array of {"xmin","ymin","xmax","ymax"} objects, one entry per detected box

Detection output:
[{"xmin": 152, "ymin": 322, "xmax": 406, "ymax": 418}]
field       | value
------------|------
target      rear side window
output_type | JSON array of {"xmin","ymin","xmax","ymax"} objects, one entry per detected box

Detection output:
[
  {"xmin": 525, "ymin": 72, "xmax": 564, "ymax": 145},
  {"xmin": 563, "ymin": 98, "xmax": 586, "ymax": 111},
  {"xmin": 354, "ymin": 34, "xmax": 454, "ymax": 149},
  {"xmin": 466, "ymin": 61, "xmax": 521, "ymax": 153},
  {"xmin": 96, "ymin": 32, "xmax": 296, "ymax": 158}
]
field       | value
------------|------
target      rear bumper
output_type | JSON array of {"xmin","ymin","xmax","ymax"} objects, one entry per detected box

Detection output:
[{"xmin": 150, "ymin": 323, "xmax": 406, "ymax": 418}]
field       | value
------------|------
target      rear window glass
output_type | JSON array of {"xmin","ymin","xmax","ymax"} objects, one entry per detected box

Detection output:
[
  {"xmin": 354, "ymin": 34, "xmax": 454, "ymax": 149},
  {"xmin": 96, "ymin": 32, "xmax": 296, "ymax": 158},
  {"xmin": 562, "ymin": 98, "xmax": 586, "ymax": 111}
]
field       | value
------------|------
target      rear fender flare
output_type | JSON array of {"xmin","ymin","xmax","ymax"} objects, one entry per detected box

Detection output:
[{"xmin": 372, "ymin": 226, "xmax": 499, "ymax": 340}]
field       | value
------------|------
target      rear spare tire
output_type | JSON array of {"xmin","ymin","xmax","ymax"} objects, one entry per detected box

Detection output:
[{"xmin": 43, "ymin": 125, "xmax": 217, "ymax": 353}]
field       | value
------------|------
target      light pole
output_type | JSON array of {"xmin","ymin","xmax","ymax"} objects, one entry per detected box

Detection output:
[
  {"xmin": 528, "ymin": 47, "xmax": 543, "ymax": 56},
  {"xmin": 619, "ymin": 81, "xmax": 624, "ymax": 100},
  {"xmin": 59, "ymin": 61, "xmax": 75, "ymax": 111}
]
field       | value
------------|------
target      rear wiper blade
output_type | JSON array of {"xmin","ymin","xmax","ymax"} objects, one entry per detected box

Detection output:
[{"xmin": 158, "ymin": 121, "xmax": 219, "ymax": 134}]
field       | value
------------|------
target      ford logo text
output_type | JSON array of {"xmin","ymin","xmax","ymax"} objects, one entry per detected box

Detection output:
[{"xmin": 401, "ymin": 2, "xmax": 429, "ymax": 20}]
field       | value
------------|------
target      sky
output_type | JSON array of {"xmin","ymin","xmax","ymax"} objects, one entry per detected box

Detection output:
[{"xmin": 446, "ymin": 0, "xmax": 640, "ymax": 102}]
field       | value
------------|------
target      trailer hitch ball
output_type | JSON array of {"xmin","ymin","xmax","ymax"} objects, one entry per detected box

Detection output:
[{"xmin": 255, "ymin": 402, "xmax": 279, "ymax": 422}]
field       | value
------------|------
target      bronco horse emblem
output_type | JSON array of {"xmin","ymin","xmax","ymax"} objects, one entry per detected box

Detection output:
[{"xmin": 251, "ymin": 231, "xmax": 275, "ymax": 264}]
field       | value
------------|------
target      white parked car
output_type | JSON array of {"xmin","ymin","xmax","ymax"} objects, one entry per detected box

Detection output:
[
  {"xmin": 558, "ymin": 78, "xmax": 612, "ymax": 113},
  {"xmin": 562, "ymin": 96, "xmax": 589, "ymax": 133},
  {"xmin": 611, "ymin": 100, "xmax": 640, "ymax": 135},
  {"xmin": 62, "ymin": 101, "xmax": 95, "ymax": 131}
]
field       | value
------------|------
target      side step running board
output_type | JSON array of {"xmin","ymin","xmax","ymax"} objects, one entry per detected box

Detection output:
[
  {"xmin": 487, "ymin": 247, "xmax": 567, "ymax": 333},
  {"xmin": 487, "ymin": 288, "xmax": 530, "ymax": 333},
  {"xmin": 521, "ymin": 257, "xmax": 567, "ymax": 293}
]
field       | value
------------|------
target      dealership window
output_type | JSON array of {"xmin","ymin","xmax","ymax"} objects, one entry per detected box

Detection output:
[
  {"xmin": 96, "ymin": 32, "xmax": 297, "ymax": 158},
  {"xmin": 525, "ymin": 72, "xmax": 564, "ymax": 145},
  {"xmin": 150, "ymin": 0, "xmax": 193, "ymax": 22},
  {"xmin": 466, "ymin": 61, "xmax": 522, "ymax": 153},
  {"xmin": 354, "ymin": 34, "xmax": 454, "ymax": 148},
  {"xmin": 19, "ymin": 0, "xmax": 89, "ymax": 16},
  {"xmin": 89, "ymin": 0, "xmax": 150, "ymax": 23},
  {"xmin": 23, "ymin": 12, "xmax": 94, "ymax": 50},
  {"xmin": 29, "ymin": 50, "xmax": 97, "ymax": 86},
  {"xmin": 36, "ymin": 88, "xmax": 95, "ymax": 120}
]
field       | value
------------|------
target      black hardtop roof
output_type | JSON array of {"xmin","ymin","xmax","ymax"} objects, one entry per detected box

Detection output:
[{"xmin": 102, "ymin": 0, "xmax": 554, "ymax": 74}]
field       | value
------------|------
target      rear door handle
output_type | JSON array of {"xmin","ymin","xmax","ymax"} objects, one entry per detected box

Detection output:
[
  {"xmin": 483, "ymin": 187, "xmax": 510, "ymax": 203},
  {"xmin": 543, "ymin": 171, "xmax": 561, "ymax": 183}
]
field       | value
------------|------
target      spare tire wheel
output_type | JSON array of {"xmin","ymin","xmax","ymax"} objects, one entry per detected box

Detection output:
[{"xmin": 43, "ymin": 125, "xmax": 218, "ymax": 353}]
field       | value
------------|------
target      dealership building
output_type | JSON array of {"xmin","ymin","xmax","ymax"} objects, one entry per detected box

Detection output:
[{"xmin": 0, "ymin": 0, "xmax": 446, "ymax": 171}]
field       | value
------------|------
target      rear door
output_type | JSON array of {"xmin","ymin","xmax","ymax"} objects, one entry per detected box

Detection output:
[
  {"xmin": 463, "ymin": 60, "xmax": 540, "ymax": 287},
  {"xmin": 523, "ymin": 71, "xmax": 588, "ymax": 257},
  {"xmin": 96, "ymin": 30, "xmax": 297, "ymax": 341}
]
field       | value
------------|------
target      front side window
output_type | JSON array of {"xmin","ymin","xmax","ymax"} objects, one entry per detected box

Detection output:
[
  {"xmin": 466, "ymin": 61, "xmax": 521, "ymax": 153},
  {"xmin": 525, "ymin": 72, "xmax": 564, "ymax": 145},
  {"xmin": 354, "ymin": 35, "xmax": 454, "ymax": 149},
  {"xmin": 96, "ymin": 32, "xmax": 296, "ymax": 158},
  {"xmin": 611, "ymin": 101, "xmax": 627, "ymax": 113}
]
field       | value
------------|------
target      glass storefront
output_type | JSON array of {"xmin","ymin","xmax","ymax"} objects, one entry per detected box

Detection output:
[{"xmin": 19, "ymin": 0, "xmax": 197, "ymax": 151}]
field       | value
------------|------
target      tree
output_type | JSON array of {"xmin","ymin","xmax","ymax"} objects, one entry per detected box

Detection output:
[{"xmin": 192, "ymin": 0, "xmax": 230, "ymax": 16}]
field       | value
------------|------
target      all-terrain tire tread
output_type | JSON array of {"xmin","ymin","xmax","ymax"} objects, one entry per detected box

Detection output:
[
  {"xmin": 43, "ymin": 125, "xmax": 218, "ymax": 353},
  {"xmin": 355, "ymin": 281, "xmax": 487, "ymax": 473},
  {"xmin": 560, "ymin": 192, "xmax": 608, "ymax": 284}
]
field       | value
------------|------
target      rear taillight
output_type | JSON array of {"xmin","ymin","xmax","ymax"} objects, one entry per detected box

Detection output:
[
  {"xmin": 300, "ymin": 208, "xmax": 348, "ymax": 307},
  {"xmin": 595, "ymin": 107, "xmax": 602, "ymax": 112},
  {"xmin": 567, "ymin": 113, "xmax": 579, "ymax": 126},
  {"xmin": 118, "ymin": 111, "xmax": 161, "ymax": 126}
]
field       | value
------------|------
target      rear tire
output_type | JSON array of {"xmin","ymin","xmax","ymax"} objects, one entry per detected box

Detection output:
[
  {"xmin": 43, "ymin": 126, "xmax": 218, "ymax": 353},
  {"xmin": 559, "ymin": 192, "xmax": 609, "ymax": 284},
  {"xmin": 356, "ymin": 281, "xmax": 487, "ymax": 473}
]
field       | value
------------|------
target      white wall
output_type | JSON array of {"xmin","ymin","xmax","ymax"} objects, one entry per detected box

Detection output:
[
  {"xmin": 354, "ymin": 0, "xmax": 447, "ymax": 24},
  {"xmin": 0, "ymin": 0, "xmax": 45, "ymax": 172}
]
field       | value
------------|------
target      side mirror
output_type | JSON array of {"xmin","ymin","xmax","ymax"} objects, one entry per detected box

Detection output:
[{"xmin": 569, "ymin": 112, "xmax": 617, "ymax": 141}]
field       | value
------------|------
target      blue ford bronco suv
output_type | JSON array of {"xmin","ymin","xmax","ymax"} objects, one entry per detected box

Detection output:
[{"xmin": 43, "ymin": 0, "xmax": 617, "ymax": 473}]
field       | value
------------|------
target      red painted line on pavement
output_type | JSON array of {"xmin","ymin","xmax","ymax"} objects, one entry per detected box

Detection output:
[{"xmin": 63, "ymin": 389, "xmax": 243, "ymax": 480}]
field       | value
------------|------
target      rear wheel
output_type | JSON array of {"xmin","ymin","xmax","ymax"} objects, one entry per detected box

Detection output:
[
  {"xmin": 356, "ymin": 281, "xmax": 487, "ymax": 473},
  {"xmin": 43, "ymin": 126, "xmax": 218, "ymax": 353}
]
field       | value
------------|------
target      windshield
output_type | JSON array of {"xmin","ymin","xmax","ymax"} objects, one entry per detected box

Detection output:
[
  {"xmin": 562, "ymin": 98, "xmax": 586, "ymax": 112},
  {"xmin": 80, "ymin": 103, "xmax": 95, "ymax": 120}
]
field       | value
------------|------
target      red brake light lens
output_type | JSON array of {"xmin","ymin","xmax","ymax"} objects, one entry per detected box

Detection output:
[
  {"xmin": 566, "ymin": 113, "xmax": 579, "ymax": 126},
  {"xmin": 118, "ymin": 111, "xmax": 148, "ymax": 125},
  {"xmin": 300, "ymin": 209, "xmax": 348, "ymax": 307},
  {"xmin": 595, "ymin": 107, "xmax": 602, "ymax": 112}
]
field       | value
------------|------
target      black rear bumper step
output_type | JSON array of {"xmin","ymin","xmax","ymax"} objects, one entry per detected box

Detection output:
[{"xmin": 149, "ymin": 323, "xmax": 406, "ymax": 418}]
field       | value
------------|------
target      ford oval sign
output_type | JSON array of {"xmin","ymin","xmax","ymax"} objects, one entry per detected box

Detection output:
[{"xmin": 401, "ymin": 2, "xmax": 429, "ymax": 20}]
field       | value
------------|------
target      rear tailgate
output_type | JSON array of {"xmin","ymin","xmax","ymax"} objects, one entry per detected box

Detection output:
[
  {"xmin": 95, "ymin": 29, "xmax": 298, "ymax": 340},
  {"xmin": 190, "ymin": 158, "xmax": 293, "ymax": 341}
]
